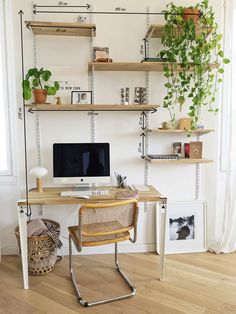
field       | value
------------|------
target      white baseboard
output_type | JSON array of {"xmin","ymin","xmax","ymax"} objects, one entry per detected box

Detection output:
[{"xmin": 1, "ymin": 243, "xmax": 156, "ymax": 256}]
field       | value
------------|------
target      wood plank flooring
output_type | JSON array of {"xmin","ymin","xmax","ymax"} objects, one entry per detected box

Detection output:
[{"xmin": 0, "ymin": 252, "xmax": 236, "ymax": 314}]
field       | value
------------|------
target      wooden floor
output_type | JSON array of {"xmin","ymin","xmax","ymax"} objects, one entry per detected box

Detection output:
[{"xmin": 0, "ymin": 252, "xmax": 236, "ymax": 314}]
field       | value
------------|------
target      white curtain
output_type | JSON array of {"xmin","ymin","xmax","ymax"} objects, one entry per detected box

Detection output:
[{"xmin": 209, "ymin": 0, "xmax": 236, "ymax": 253}]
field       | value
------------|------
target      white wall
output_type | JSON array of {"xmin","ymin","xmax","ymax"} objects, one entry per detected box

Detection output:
[{"xmin": 0, "ymin": 0, "xmax": 223, "ymax": 255}]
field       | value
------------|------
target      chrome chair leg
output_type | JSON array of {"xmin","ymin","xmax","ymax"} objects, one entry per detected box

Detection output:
[{"xmin": 69, "ymin": 239, "xmax": 136, "ymax": 307}]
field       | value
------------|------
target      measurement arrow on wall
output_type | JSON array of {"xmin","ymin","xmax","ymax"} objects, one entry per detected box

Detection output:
[
  {"xmin": 140, "ymin": 111, "xmax": 147, "ymax": 130},
  {"xmin": 33, "ymin": 4, "xmax": 91, "ymax": 9},
  {"xmin": 140, "ymin": 132, "xmax": 146, "ymax": 159}
]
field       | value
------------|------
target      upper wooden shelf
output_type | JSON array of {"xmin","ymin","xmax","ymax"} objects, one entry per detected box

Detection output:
[
  {"xmin": 25, "ymin": 104, "xmax": 159, "ymax": 112},
  {"xmin": 88, "ymin": 62, "xmax": 219, "ymax": 72},
  {"xmin": 148, "ymin": 129, "xmax": 214, "ymax": 135},
  {"xmin": 145, "ymin": 24, "xmax": 212, "ymax": 40},
  {"xmin": 145, "ymin": 157, "xmax": 213, "ymax": 164},
  {"xmin": 25, "ymin": 21, "xmax": 96, "ymax": 37}
]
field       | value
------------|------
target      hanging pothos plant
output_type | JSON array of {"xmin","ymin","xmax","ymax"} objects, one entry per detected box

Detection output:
[{"xmin": 159, "ymin": 0, "xmax": 229, "ymax": 129}]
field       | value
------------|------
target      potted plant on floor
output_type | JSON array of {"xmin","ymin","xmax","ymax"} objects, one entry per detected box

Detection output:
[
  {"xmin": 22, "ymin": 67, "xmax": 59, "ymax": 104},
  {"xmin": 159, "ymin": 0, "xmax": 230, "ymax": 129}
]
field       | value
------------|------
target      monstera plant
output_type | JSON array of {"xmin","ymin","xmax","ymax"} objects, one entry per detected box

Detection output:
[{"xmin": 159, "ymin": 0, "xmax": 229, "ymax": 129}]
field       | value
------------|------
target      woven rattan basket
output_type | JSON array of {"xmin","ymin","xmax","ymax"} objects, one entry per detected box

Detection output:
[{"xmin": 15, "ymin": 219, "xmax": 60, "ymax": 276}]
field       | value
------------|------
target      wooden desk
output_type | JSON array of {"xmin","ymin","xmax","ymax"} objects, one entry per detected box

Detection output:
[{"xmin": 17, "ymin": 185, "xmax": 167, "ymax": 289}]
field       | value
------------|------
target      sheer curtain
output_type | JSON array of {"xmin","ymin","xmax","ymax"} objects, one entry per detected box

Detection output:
[{"xmin": 209, "ymin": 0, "xmax": 236, "ymax": 253}]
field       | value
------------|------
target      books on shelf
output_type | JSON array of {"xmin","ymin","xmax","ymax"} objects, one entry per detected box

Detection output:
[{"xmin": 147, "ymin": 154, "xmax": 180, "ymax": 160}]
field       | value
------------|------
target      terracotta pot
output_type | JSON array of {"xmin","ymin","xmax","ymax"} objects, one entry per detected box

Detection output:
[
  {"xmin": 33, "ymin": 89, "xmax": 48, "ymax": 104},
  {"xmin": 183, "ymin": 8, "xmax": 200, "ymax": 24}
]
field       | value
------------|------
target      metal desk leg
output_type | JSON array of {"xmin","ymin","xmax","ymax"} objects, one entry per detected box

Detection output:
[
  {"xmin": 159, "ymin": 199, "xmax": 167, "ymax": 281},
  {"xmin": 17, "ymin": 206, "xmax": 29, "ymax": 289}
]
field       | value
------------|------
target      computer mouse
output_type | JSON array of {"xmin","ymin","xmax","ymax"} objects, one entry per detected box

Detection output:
[{"xmin": 76, "ymin": 195, "xmax": 90, "ymax": 199}]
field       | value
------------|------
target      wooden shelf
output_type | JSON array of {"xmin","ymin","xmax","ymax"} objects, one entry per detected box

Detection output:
[
  {"xmin": 145, "ymin": 24, "xmax": 212, "ymax": 40},
  {"xmin": 148, "ymin": 129, "xmax": 214, "ymax": 135},
  {"xmin": 25, "ymin": 103, "xmax": 160, "ymax": 112},
  {"xmin": 88, "ymin": 62, "xmax": 219, "ymax": 72},
  {"xmin": 25, "ymin": 21, "xmax": 96, "ymax": 37},
  {"xmin": 145, "ymin": 157, "xmax": 213, "ymax": 164}
]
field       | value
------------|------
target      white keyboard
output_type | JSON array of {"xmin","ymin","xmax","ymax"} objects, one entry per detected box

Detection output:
[{"xmin": 61, "ymin": 189, "xmax": 109, "ymax": 197}]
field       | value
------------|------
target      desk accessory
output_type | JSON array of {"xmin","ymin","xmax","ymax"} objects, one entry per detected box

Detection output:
[
  {"xmin": 115, "ymin": 172, "xmax": 127, "ymax": 188},
  {"xmin": 30, "ymin": 167, "xmax": 48, "ymax": 192},
  {"xmin": 190, "ymin": 142, "xmax": 202, "ymax": 159}
]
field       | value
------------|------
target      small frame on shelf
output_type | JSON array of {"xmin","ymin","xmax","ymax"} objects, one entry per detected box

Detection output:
[
  {"xmin": 71, "ymin": 91, "xmax": 92, "ymax": 105},
  {"xmin": 156, "ymin": 200, "xmax": 206, "ymax": 254}
]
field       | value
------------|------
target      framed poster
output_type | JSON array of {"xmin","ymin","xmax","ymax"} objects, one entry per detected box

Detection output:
[{"xmin": 156, "ymin": 200, "xmax": 207, "ymax": 254}]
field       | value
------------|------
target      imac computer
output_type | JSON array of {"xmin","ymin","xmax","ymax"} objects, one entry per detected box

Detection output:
[{"xmin": 53, "ymin": 143, "xmax": 110, "ymax": 189}]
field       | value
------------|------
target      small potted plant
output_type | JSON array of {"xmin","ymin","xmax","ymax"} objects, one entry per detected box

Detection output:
[
  {"xmin": 22, "ymin": 67, "xmax": 59, "ymax": 104},
  {"xmin": 160, "ymin": 0, "xmax": 230, "ymax": 129}
]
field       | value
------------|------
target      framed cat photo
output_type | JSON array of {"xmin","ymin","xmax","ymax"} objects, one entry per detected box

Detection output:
[{"xmin": 156, "ymin": 200, "xmax": 207, "ymax": 254}]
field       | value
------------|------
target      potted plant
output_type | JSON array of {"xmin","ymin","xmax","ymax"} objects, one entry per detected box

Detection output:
[
  {"xmin": 160, "ymin": 0, "xmax": 230, "ymax": 129},
  {"xmin": 22, "ymin": 67, "xmax": 59, "ymax": 104}
]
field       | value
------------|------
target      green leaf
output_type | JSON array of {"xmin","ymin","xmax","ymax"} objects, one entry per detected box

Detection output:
[
  {"xmin": 54, "ymin": 81, "xmax": 60, "ymax": 90},
  {"xmin": 23, "ymin": 90, "xmax": 31, "ymax": 100},
  {"xmin": 27, "ymin": 69, "xmax": 35, "ymax": 77},
  {"xmin": 223, "ymin": 58, "xmax": 230, "ymax": 64},
  {"xmin": 164, "ymin": 83, "xmax": 172, "ymax": 88},
  {"xmin": 217, "ymin": 34, "xmax": 223, "ymax": 41},
  {"xmin": 218, "ymin": 78, "xmax": 222, "ymax": 83},
  {"xmin": 32, "ymin": 78, "xmax": 39, "ymax": 87},
  {"xmin": 218, "ymin": 50, "xmax": 224, "ymax": 58},
  {"xmin": 47, "ymin": 86, "xmax": 56, "ymax": 95},
  {"xmin": 22, "ymin": 80, "xmax": 30, "ymax": 90},
  {"xmin": 219, "ymin": 68, "xmax": 224, "ymax": 73},
  {"xmin": 42, "ymin": 70, "xmax": 51, "ymax": 82}
]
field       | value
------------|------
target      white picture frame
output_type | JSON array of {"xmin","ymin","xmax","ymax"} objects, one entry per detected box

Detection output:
[
  {"xmin": 71, "ymin": 90, "xmax": 92, "ymax": 104},
  {"xmin": 156, "ymin": 200, "xmax": 207, "ymax": 254}
]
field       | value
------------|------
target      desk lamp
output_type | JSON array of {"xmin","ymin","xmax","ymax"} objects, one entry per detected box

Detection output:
[{"xmin": 30, "ymin": 167, "xmax": 48, "ymax": 192}]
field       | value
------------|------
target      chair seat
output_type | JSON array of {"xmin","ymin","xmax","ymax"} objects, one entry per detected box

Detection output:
[{"xmin": 68, "ymin": 221, "xmax": 130, "ymax": 247}]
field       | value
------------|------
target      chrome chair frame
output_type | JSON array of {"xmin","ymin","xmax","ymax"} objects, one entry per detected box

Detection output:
[{"xmin": 68, "ymin": 200, "xmax": 138, "ymax": 307}]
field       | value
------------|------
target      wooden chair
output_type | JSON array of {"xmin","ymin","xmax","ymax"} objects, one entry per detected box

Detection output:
[{"xmin": 68, "ymin": 199, "xmax": 139, "ymax": 307}]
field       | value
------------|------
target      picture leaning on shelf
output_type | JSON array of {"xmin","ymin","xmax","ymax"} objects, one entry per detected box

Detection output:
[{"xmin": 71, "ymin": 91, "xmax": 92, "ymax": 105}]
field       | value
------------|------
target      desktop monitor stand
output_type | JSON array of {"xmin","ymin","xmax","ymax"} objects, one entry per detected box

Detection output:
[{"xmin": 74, "ymin": 183, "xmax": 91, "ymax": 191}]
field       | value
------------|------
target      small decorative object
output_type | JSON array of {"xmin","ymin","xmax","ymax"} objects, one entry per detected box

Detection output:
[
  {"xmin": 125, "ymin": 87, "xmax": 130, "ymax": 104},
  {"xmin": 93, "ymin": 47, "xmax": 109, "ymax": 61},
  {"xmin": 71, "ymin": 91, "xmax": 92, "ymax": 104},
  {"xmin": 121, "ymin": 87, "xmax": 129, "ymax": 104},
  {"xmin": 55, "ymin": 96, "xmax": 62, "ymax": 105},
  {"xmin": 172, "ymin": 142, "xmax": 182, "ymax": 156},
  {"xmin": 22, "ymin": 67, "xmax": 59, "ymax": 104},
  {"xmin": 134, "ymin": 87, "xmax": 147, "ymax": 104},
  {"xmin": 166, "ymin": 120, "xmax": 178, "ymax": 130},
  {"xmin": 189, "ymin": 142, "xmax": 202, "ymax": 159},
  {"xmin": 30, "ymin": 167, "xmax": 48, "ymax": 193},
  {"xmin": 73, "ymin": 15, "xmax": 87, "ymax": 23},
  {"xmin": 96, "ymin": 58, "xmax": 113, "ymax": 63},
  {"xmin": 179, "ymin": 118, "xmax": 191, "ymax": 130},
  {"xmin": 156, "ymin": 200, "xmax": 206, "ymax": 254},
  {"xmin": 184, "ymin": 143, "xmax": 190, "ymax": 158},
  {"xmin": 115, "ymin": 172, "xmax": 127, "ymax": 188},
  {"xmin": 159, "ymin": 121, "xmax": 169, "ymax": 130}
]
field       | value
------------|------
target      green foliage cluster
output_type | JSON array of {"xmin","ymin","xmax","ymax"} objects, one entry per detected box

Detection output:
[
  {"xmin": 160, "ymin": 0, "xmax": 230, "ymax": 129},
  {"xmin": 22, "ymin": 67, "xmax": 59, "ymax": 100}
]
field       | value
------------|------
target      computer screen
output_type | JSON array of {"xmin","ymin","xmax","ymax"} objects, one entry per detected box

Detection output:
[{"xmin": 53, "ymin": 143, "xmax": 110, "ymax": 186}]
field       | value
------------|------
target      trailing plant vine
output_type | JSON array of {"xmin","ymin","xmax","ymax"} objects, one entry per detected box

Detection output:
[{"xmin": 159, "ymin": 0, "xmax": 229, "ymax": 129}]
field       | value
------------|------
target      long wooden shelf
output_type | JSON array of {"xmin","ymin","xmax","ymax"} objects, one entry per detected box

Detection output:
[
  {"xmin": 145, "ymin": 24, "xmax": 212, "ymax": 40},
  {"xmin": 25, "ymin": 21, "xmax": 96, "ymax": 37},
  {"xmin": 25, "ymin": 103, "xmax": 160, "ymax": 112},
  {"xmin": 88, "ymin": 62, "xmax": 219, "ymax": 72},
  {"xmin": 148, "ymin": 129, "xmax": 214, "ymax": 135},
  {"xmin": 145, "ymin": 157, "xmax": 213, "ymax": 164}
]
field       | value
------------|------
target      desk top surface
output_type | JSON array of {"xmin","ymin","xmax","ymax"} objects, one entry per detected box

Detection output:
[{"xmin": 17, "ymin": 185, "xmax": 165, "ymax": 206}]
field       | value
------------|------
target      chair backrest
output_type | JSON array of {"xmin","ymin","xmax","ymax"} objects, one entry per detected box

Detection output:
[{"xmin": 79, "ymin": 199, "xmax": 138, "ymax": 239}]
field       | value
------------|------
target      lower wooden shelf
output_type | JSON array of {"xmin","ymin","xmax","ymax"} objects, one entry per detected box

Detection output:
[
  {"xmin": 145, "ymin": 157, "xmax": 213, "ymax": 164},
  {"xmin": 25, "ymin": 104, "xmax": 159, "ymax": 112}
]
